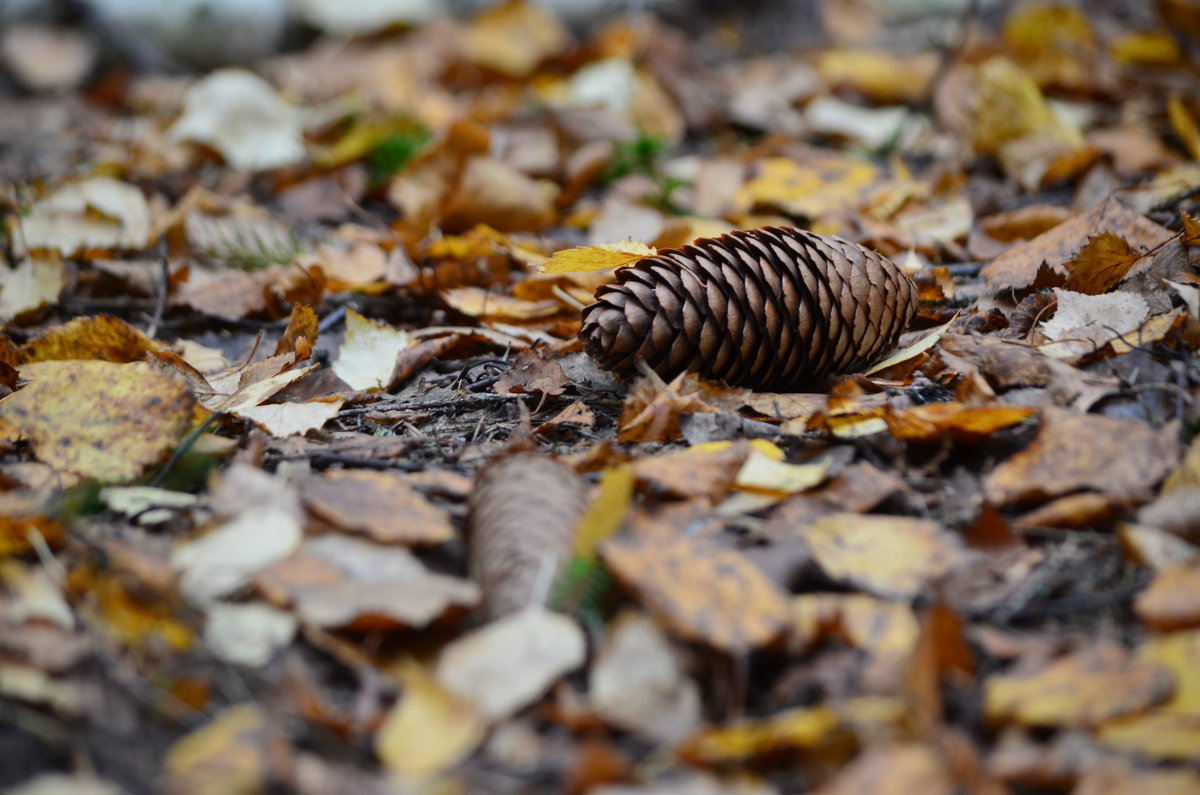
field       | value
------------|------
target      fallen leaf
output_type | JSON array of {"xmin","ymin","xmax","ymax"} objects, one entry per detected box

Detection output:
[
  {"xmin": 463, "ymin": 0, "xmax": 570, "ymax": 78},
  {"xmin": 440, "ymin": 156, "xmax": 558, "ymax": 233},
  {"xmin": 1057, "ymin": 233, "xmax": 1143, "ymax": 295},
  {"xmin": 812, "ymin": 743, "xmax": 954, "ymax": 795},
  {"xmin": 331, "ymin": 309, "xmax": 412, "ymax": 391},
  {"xmin": 303, "ymin": 468, "xmax": 455, "ymax": 546},
  {"xmin": 237, "ymin": 398, "xmax": 343, "ymax": 438},
  {"xmin": 984, "ymin": 408, "xmax": 1180, "ymax": 505},
  {"xmin": 982, "ymin": 198, "xmax": 1172, "ymax": 291},
  {"xmin": 19, "ymin": 177, "xmax": 151, "ymax": 255},
  {"xmin": 884, "ymin": 403, "xmax": 1035, "ymax": 443},
  {"xmin": 256, "ymin": 535, "xmax": 478, "ymax": 631},
  {"xmin": 0, "ymin": 361, "xmax": 192, "ymax": 483},
  {"xmin": 1135, "ymin": 560, "xmax": 1200, "ymax": 630},
  {"xmin": 168, "ymin": 69, "xmax": 305, "ymax": 171},
  {"xmin": 538, "ymin": 242, "xmax": 657, "ymax": 274},
  {"xmin": 164, "ymin": 704, "xmax": 281, "ymax": 795},
  {"xmin": 1002, "ymin": 4, "xmax": 1095, "ymax": 90},
  {"xmin": 984, "ymin": 643, "xmax": 1173, "ymax": 728},
  {"xmin": 588, "ymin": 610, "xmax": 701, "ymax": 744},
  {"xmin": 632, "ymin": 441, "xmax": 751, "ymax": 501},
  {"xmin": 619, "ymin": 372, "xmax": 749, "ymax": 444},
  {"xmin": 677, "ymin": 704, "xmax": 850, "ymax": 767},
  {"xmin": 376, "ymin": 658, "xmax": 485, "ymax": 777},
  {"xmin": 799, "ymin": 514, "xmax": 961, "ymax": 600},
  {"xmin": 1038, "ymin": 289, "xmax": 1149, "ymax": 361},
  {"xmin": 601, "ymin": 532, "xmax": 791, "ymax": 652},
  {"xmin": 435, "ymin": 607, "xmax": 585, "ymax": 721},
  {"xmin": 274, "ymin": 304, "xmax": 318, "ymax": 358},
  {"xmin": 1168, "ymin": 93, "xmax": 1200, "ymax": 162},
  {"xmin": 814, "ymin": 49, "xmax": 937, "ymax": 103},
  {"xmin": 21, "ymin": 314, "xmax": 157, "ymax": 364},
  {"xmin": 440, "ymin": 286, "xmax": 560, "ymax": 320},
  {"xmin": 495, "ymin": 346, "xmax": 568, "ymax": 397},
  {"xmin": 536, "ymin": 399, "xmax": 595, "ymax": 434},
  {"xmin": 202, "ymin": 602, "xmax": 297, "ymax": 667},
  {"xmin": 734, "ymin": 155, "xmax": 879, "ymax": 219},
  {"xmin": 0, "ymin": 255, "xmax": 64, "ymax": 322}
]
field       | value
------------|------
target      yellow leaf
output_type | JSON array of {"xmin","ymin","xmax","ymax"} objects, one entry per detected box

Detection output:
[
  {"xmin": 1002, "ymin": 4, "xmax": 1095, "ymax": 90},
  {"xmin": 734, "ymin": 156, "xmax": 878, "ymax": 219},
  {"xmin": 970, "ymin": 57, "xmax": 1083, "ymax": 156},
  {"xmin": 984, "ymin": 643, "xmax": 1173, "ymax": 728},
  {"xmin": 376, "ymin": 658, "xmax": 485, "ymax": 777},
  {"xmin": 538, "ymin": 243, "xmax": 656, "ymax": 274},
  {"xmin": 1109, "ymin": 31, "xmax": 1182, "ymax": 67},
  {"xmin": 814, "ymin": 49, "xmax": 937, "ymax": 103},
  {"xmin": 574, "ymin": 464, "xmax": 635, "ymax": 557},
  {"xmin": 165, "ymin": 704, "xmax": 272, "ymax": 795},
  {"xmin": 1168, "ymin": 94, "xmax": 1200, "ymax": 162},
  {"xmin": 734, "ymin": 450, "xmax": 830, "ymax": 496},
  {"xmin": 0, "ymin": 361, "xmax": 193, "ymax": 483},
  {"xmin": 800, "ymin": 514, "xmax": 961, "ymax": 600},
  {"xmin": 331, "ymin": 309, "xmax": 411, "ymax": 391},
  {"xmin": 866, "ymin": 317, "xmax": 952, "ymax": 375},
  {"xmin": 678, "ymin": 705, "xmax": 847, "ymax": 766}
]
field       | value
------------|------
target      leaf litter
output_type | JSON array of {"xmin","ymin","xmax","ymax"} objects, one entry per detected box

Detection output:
[{"xmin": 3, "ymin": 1, "xmax": 1200, "ymax": 793}]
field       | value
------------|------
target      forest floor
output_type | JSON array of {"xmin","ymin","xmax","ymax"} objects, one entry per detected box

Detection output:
[{"xmin": 2, "ymin": 1, "xmax": 1200, "ymax": 793}]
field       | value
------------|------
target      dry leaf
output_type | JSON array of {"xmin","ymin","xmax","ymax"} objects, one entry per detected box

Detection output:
[
  {"xmin": 0, "ymin": 255, "xmax": 65, "ymax": 322},
  {"xmin": 202, "ymin": 602, "xmax": 297, "ymax": 667},
  {"xmin": 19, "ymin": 178, "xmax": 151, "ymax": 255},
  {"xmin": 164, "ymin": 704, "xmax": 281, "ymax": 795},
  {"xmin": 812, "ymin": 743, "xmax": 954, "ymax": 795},
  {"xmin": 985, "ymin": 643, "xmax": 1173, "ymax": 728},
  {"xmin": 985, "ymin": 408, "xmax": 1180, "ymax": 506},
  {"xmin": 494, "ymin": 347, "xmax": 568, "ymax": 397},
  {"xmin": 677, "ymin": 704, "xmax": 850, "ymax": 767},
  {"xmin": 302, "ymin": 469, "xmax": 455, "ymax": 546},
  {"xmin": 619, "ymin": 372, "xmax": 749, "ymax": 444},
  {"xmin": 237, "ymin": 399, "xmax": 343, "ymax": 438},
  {"xmin": 884, "ymin": 403, "xmax": 1035, "ymax": 443},
  {"xmin": 463, "ymin": 0, "xmax": 570, "ymax": 78},
  {"xmin": 21, "ymin": 314, "xmax": 157, "ymax": 364},
  {"xmin": 588, "ymin": 610, "xmax": 701, "ymax": 744},
  {"xmin": 1038, "ymin": 289, "xmax": 1149, "ymax": 361},
  {"xmin": 376, "ymin": 658, "xmax": 485, "ymax": 777},
  {"xmin": 256, "ymin": 535, "xmax": 478, "ymax": 631},
  {"xmin": 538, "ymin": 243, "xmax": 656, "ymax": 274},
  {"xmin": 601, "ymin": 533, "xmax": 791, "ymax": 652},
  {"xmin": 0, "ymin": 361, "xmax": 192, "ymax": 483},
  {"xmin": 274, "ymin": 304, "xmax": 318, "ymax": 358},
  {"xmin": 1135, "ymin": 560, "xmax": 1200, "ymax": 630},
  {"xmin": 331, "ymin": 309, "xmax": 412, "ymax": 391},
  {"xmin": 435, "ymin": 607, "xmax": 585, "ymax": 721},
  {"xmin": 799, "ymin": 514, "xmax": 961, "ymax": 600},
  {"xmin": 168, "ymin": 69, "xmax": 305, "ymax": 171},
  {"xmin": 632, "ymin": 441, "xmax": 751, "ymax": 501},
  {"xmin": 982, "ymin": 199, "xmax": 1172, "ymax": 291},
  {"xmin": 734, "ymin": 155, "xmax": 878, "ymax": 219}
]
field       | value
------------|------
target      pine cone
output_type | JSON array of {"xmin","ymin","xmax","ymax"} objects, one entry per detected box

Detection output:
[
  {"xmin": 468, "ymin": 453, "xmax": 589, "ymax": 620},
  {"xmin": 579, "ymin": 226, "xmax": 918, "ymax": 391}
]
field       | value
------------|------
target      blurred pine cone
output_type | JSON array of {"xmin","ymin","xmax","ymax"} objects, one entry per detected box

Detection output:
[
  {"xmin": 468, "ymin": 453, "xmax": 589, "ymax": 620},
  {"xmin": 579, "ymin": 226, "xmax": 918, "ymax": 391}
]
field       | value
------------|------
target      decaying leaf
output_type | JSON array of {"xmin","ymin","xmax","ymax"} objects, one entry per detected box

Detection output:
[
  {"xmin": 164, "ymin": 704, "xmax": 282, "ymax": 795},
  {"xmin": 376, "ymin": 658, "xmax": 485, "ymax": 777},
  {"xmin": 302, "ymin": 468, "xmax": 455, "ymax": 546},
  {"xmin": 985, "ymin": 643, "xmax": 1174, "ymax": 728},
  {"xmin": 799, "ymin": 514, "xmax": 961, "ymax": 600},
  {"xmin": 331, "ymin": 309, "xmax": 412, "ymax": 391},
  {"xmin": 985, "ymin": 408, "xmax": 1180, "ymax": 506},
  {"xmin": 0, "ymin": 361, "xmax": 193, "ymax": 483},
  {"xmin": 256, "ymin": 535, "xmax": 478, "ymax": 631},
  {"xmin": 18, "ymin": 178, "xmax": 151, "ymax": 255},
  {"xmin": 494, "ymin": 346, "xmax": 568, "ymax": 397},
  {"xmin": 601, "ymin": 533, "xmax": 791, "ymax": 652},
  {"xmin": 435, "ymin": 607, "xmax": 585, "ymax": 721}
]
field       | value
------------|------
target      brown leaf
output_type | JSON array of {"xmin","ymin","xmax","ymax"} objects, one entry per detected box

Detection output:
[
  {"xmin": 884, "ymin": 403, "xmax": 1035, "ymax": 443},
  {"xmin": 632, "ymin": 441, "xmax": 751, "ymax": 501},
  {"xmin": 984, "ymin": 643, "xmax": 1173, "ymax": 728},
  {"xmin": 256, "ymin": 535, "xmax": 478, "ymax": 631},
  {"xmin": 387, "ymin": 334, "xmax": 460, "ymax": 390},
  {"xmin": 165, "ymin": 704, "xmax": 286, "ymax": 795},
  {"xmin": 494, "ymin": 347, "xmax": 568, "ymax": 398},
  {"xmin": 1135, "ymin": 560, "xmax": 1200, "ymax": 630},
  {"xmin": 1057, "ymin": 233, "xmax": 1143, "ymax": 295},
  {"xmin": 273, "ymin": 303, "xmax": 318, "ymax": 358},
  {"xmin": 982, "ymin": 199, "xmax": 1172, "ymax": 292},
  {"xmin": 813, "ymin": 743, "xmax": 954, "ymax": 795},
  {"xmin": 0, "ymin": 361, "xmax": 193, "ymax": 483},
  {"xmin": 984, "ymin": 408, "xmax": 1180, "ymax": 506},
  {"xmin": 601, "ymin": 533, "xmax": 791, "ymax": 652},
  {"xmin": 619, "ymin": 372, "xmax": 749, "ymax": 444},
  {"xmin": 301, "ymin": 469, "xmax": 456, "ymax": 546}
]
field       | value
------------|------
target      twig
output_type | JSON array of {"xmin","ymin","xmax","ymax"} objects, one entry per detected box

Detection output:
[
  {"xmin": 145, "ymin": 239, "xmax": 171, "ymax": 339},
  {"xmin": 339, "ymin": 392, "xmax": 532, "ymax": 416}
]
